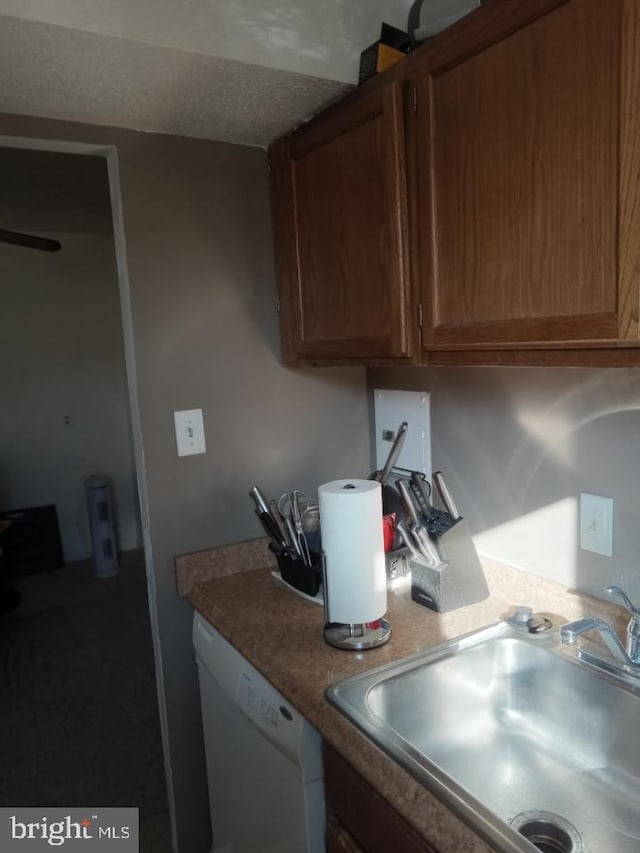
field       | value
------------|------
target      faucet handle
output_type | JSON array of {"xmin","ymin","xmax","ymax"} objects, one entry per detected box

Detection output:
[
  {"xmin": 606, "ymin": 585, "xmax": 640, "ymax": 664},
  {"xmin": 605, "ymin": 585, "xmax": 640, "ymax": 619}
]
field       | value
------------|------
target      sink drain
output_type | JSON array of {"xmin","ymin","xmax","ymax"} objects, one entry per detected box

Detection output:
[{"xmin": 510, "ymin": 811, "xmax": 583, "ymax": 853}]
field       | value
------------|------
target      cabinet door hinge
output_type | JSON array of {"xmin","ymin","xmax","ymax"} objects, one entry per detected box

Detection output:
[{"xmin": 418, "ymin": 303, "xmax": 423, "ymax": 328}]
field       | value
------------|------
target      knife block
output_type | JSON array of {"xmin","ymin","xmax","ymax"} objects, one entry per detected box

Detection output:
[{"xmin": 410, "ymin": 518, "xmax": 488, "ymax": 613}]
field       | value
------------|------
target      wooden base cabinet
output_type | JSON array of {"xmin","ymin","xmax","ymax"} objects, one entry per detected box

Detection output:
[
  {"xmin": 268, "ymin": 76, "xmax": 417, "ymax": 366},
  {"xmin": 412, "ymin": 0, "xmax": 640, "ymax": 355},
  {"xmin": 326, "ymin": 813, "xmax": 365, "ymax": 853},
  {"xmin": 323, "ymin": 743, "xmax": 439, "ymax": 853}
]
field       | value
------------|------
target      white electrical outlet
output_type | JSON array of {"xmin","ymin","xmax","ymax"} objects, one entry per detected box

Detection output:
[
  {"xmin": 174, "ymin": 409, "xmax": 206, "ymax": 457},
  {"xmin": 579, "ymin": 492, "xmax": 613, "ymax": 556}
]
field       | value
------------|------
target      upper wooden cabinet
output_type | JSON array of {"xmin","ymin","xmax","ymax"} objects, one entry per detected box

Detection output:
[
  {"xmin": 268, "ymin": 76, "xmax": 416, "ymax": 365},
  {"xmin": 412, "ymin": 0, "xmax": 640, "ymax": 354},
  {"xmin": 269, "ymin": 0, "xmax": 640, "ymax": 366}
]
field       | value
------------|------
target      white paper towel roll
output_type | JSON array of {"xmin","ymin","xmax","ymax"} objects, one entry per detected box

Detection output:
[{"xmin": 318, "ymin": 478, "xmax": 386, "ymax": 625}]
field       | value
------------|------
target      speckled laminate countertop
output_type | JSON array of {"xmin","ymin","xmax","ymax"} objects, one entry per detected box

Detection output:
[{"xmin": 179, "ymin": 540, "xmax": 626, "ymax": 853}]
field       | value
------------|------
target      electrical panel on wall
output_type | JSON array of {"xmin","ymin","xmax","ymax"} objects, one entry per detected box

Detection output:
[{"xmin": 374, "ymin": 389, "xmax": 431, "ymax": 476}]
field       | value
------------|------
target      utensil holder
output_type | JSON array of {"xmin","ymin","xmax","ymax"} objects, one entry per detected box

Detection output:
[{"xmin": 271, "ymin": 546, "xmax": 322, "ymax": 597}]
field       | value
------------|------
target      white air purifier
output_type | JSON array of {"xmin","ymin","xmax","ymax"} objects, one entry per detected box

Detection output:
[{"xmin": 85, "ymin": 475, "xmax": 119, "ymax": 578}]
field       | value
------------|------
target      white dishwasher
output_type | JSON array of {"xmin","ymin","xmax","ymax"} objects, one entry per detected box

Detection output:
[{"xmin": 193, "ymin": 612, "xmax": 325, "ymax": 853}]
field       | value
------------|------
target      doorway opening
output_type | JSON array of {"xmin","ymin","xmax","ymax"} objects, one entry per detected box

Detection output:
[{"xmin": 0, "ymin": 138, "xmax": 172, "ymax": 851}]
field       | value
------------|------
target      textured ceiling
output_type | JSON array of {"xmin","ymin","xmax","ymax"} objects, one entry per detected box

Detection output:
[
  {"xmin": 0, "ymin": 14, "xmax": 351, "ymax": 147},
  {"xmin": 0, "ymin": 0, "xmax": 413, "ymax": 85}
]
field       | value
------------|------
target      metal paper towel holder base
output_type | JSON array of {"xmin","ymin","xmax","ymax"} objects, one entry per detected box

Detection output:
[
  {"xmin": 321, "ymin": 550, "xmax": 391, "ymax": 650},
  {"xmin": 323, "ymin": 619, "xmax": 391, "ymax": 651}
]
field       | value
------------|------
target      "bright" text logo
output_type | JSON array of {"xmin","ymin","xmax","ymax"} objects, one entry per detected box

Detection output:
[{"xmin": 10, "ymin": 815, "xmax": 93, "ymax": 846}]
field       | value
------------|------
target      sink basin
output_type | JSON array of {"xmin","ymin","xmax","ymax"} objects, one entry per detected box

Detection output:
[{"xmin": 326, "ymin": 619, "xmax": 640, "ymax": 852}]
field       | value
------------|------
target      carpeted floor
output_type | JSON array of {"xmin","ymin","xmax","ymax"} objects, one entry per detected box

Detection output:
[{"xmin": 0, "ymin": 550, "xmax": 172, "ymax": 851}]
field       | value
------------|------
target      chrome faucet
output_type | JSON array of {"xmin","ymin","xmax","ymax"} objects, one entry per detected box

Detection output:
[
  {"xmin": 607, "ymin": 585, "xmax": 640, "ymax": 661},
  {"xmin": 560, "ymin": 585, "xmax": 640, "ymax": 676}
]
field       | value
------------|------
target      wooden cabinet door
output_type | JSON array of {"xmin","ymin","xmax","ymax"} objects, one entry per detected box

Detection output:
[
  {"xmin": 326, "ymin": 813, "xmax": 365, "ymax": 853},
  {"xmin": 412, "ymin": 0, "xmax": 640, "ymax": 351},
  {"xmin": 323, "ymin": 743, "xmax": 439, "ymax": 853},
  {"xmin": 269, "ymin": 77, "xmax": 415, "ymax": 365}
]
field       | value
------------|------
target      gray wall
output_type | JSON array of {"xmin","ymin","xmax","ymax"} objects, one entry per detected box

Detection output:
[
  {"xmin": 0, "ymin": 231, "xmax": 139, "ymax": 560},
  {"xmin": 0, "ymin": 113, "xmax": 370, "ymax": 853},
  {"xmin": 370, "ymin": 366, "xmax": 640, "ymax": 603}
]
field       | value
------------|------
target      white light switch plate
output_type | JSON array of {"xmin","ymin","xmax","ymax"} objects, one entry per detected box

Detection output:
[
  {"xmin": 579, "ymin": 492, "xmax": 613, "ymax": 556},
  {"xmin": 174, "ymin": 409, "xmax": 206, "ymax": 457},
  {"xmin": 373, "ymin": 390, "xmax": 431, "ymax": 476}
]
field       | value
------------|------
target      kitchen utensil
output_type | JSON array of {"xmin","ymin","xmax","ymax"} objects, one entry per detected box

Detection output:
[
  {"xmin": 301, "ymin": 504, "xmax": 321, "ymax": 555},
  {"xmin": 278, "ymin": 490, "xmax": 312, "ymax": 565},
  {"xmin": 396, "ymin": 478, "xmax": 419, "ymax": 526},
  {"xmin": 254, "ymin": 508, "xmax": 288, "ymax": 550},
  {"xmin": 376, "ymin": 421, "xmax": 409, "ymax": 485},
  {"xmin": 396, "ymin": 479, "xmax": 441, "ymax": 567},
  {"xmin": 283, "ymin": 515, "xmax": 302, "ymax": 557},
  {"xmin": 408, "ymin": 476, "xmax": 456, "ymax": 536},
  {"xmin": 369, "ymin": 423, "xmax": 409, "ymax": 543},
  {"xmin": 395, "ymin": 518, "xmax": 419, "ymax": 560},
  {"xmin": 433, "ymin": 471, "xmax": 460, "ymax": 520},
  {"xmin": 408, "ymin": 477, "xmax": 431, "ymax": 521},
  {"xmin": 249, "ymin": 485, "xmax": 273, "ymax": 517},
  {"xmin": 250, "ymin": 485, "xmax": 295, "ymax": 551},
  {"xmin": 269, "ymin": 498, "xmax": 291, "ymax": 547},
  {"xmin": 410, "ymin": 471, "xmax": 431, "ymax": 508}
]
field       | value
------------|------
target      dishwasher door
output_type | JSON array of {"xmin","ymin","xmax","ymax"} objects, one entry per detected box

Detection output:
[{"xmin": 193, "ymin": 613, "xmax": 325, "ymax": 853}]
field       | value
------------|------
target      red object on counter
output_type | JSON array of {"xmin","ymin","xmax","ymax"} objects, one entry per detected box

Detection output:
[{"xmin": 382, "ymin": 513, "xmax": 396, "ymax": 552}]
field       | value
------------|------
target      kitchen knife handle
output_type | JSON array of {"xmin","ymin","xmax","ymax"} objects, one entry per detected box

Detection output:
[
  {"xmin": 410, "ymin": 471, "xmax": 432, "ymax": 508},
  {"xmin": 408, "ymin": 478, "xmax": 430, "ymax": 524},
  {"xmin": 413, "ymin": 526, "xmax": 442, "ymax": 568},
  {"xmin": 395, "ymin": 519, "xmax": 419, "ymax": 560},
  {"xmin": 396, "ymin": 479, "xmax": 420, "ymax": 527},
  {"xmin": 255, "ymin": 508, "xmax": 284, "ymax": 548},
  {"xmin": 283, "ymin": 515, "xmax": 302, "ymax": 558},
  {"xmin": 249, "ymin": 485, "xmax": 272, "ymax": 517},
  {"xmin": 433, "ymin": 471, "xmax": 460, "ymax": 520},
  {"xmin": 269, "ymin": 498, "xmax": 290, "ymax": 545}
]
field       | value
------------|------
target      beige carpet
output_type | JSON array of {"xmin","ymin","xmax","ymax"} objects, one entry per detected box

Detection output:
[{"xmin": 0, "ymin": 550, "xmax": 172, "ymax": 852}]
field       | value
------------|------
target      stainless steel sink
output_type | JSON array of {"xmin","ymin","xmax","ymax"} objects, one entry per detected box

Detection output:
[{"xmin": 326, "ymin": 618, "xmax": 640, "ymax": 852}]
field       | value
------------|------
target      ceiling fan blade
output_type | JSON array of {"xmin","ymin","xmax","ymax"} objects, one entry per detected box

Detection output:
[{"xmin": 0, "ymin": 228, "xmax": 62, "ymax": 252}]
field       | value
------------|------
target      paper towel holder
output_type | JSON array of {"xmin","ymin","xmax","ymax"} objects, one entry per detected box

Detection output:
[
  {"xmin": 322, "ymin": 552, "xmax": 391, "ymax": 650},
  {"xmin": 323, "ymin": 619, "xmax": 391, "ymax": 650},
  {"xmin": 319, "ymin": 478, "xmax": 391, "ymax": 650}
]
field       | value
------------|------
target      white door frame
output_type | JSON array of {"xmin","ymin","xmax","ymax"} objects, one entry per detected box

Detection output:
[{"xmin": 0, "ymin": 134, "xmax": 175, "ymax": 848}]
